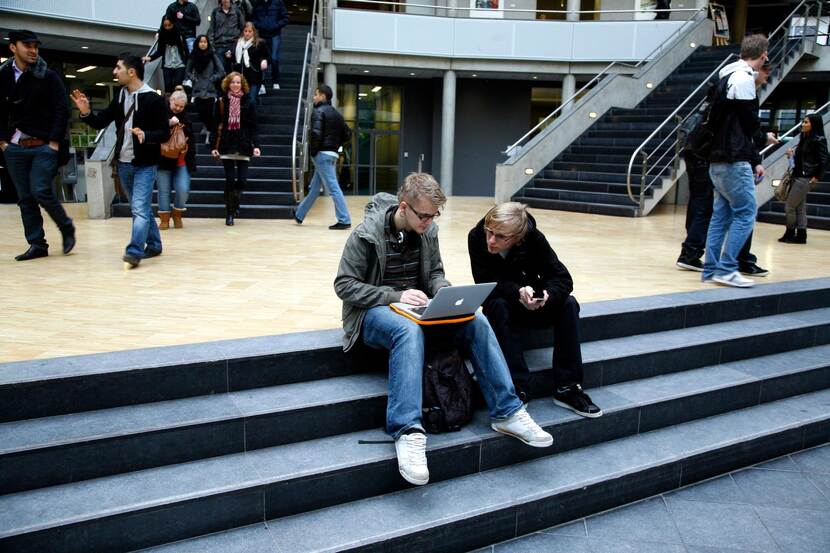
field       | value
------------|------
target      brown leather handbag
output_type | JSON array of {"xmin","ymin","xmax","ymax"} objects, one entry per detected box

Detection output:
[{"xmin": 160, "ymin": 124, "xmax": 188, "ymax": 159}]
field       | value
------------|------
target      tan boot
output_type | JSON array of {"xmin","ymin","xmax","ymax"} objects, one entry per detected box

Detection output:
[
  {"xmin": 158, "ymin": 211, "xmax": 171, "ymax": 230},
  {"xmin": 172, "ymin": 208, "xmax": 185, "ymax": 229}
]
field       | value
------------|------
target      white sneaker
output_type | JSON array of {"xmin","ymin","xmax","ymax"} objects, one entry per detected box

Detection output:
[
  {"xmin": 273, "ymin": 83, "xmax": 280, "ymax": 90},
  {"xmin": 712, "ymin": 271, "xmax": 755, "ymax": 288},
  {"xmin": 395, "ymin": 431, "xmax": 429, "ymax": 485},
  {"xmin": 258, "ymin": 86, "xmax": 266, "ymax": 96},
  {"xmin": 491, "ymin": 406, "xmax": 553, "ymax": 448}
]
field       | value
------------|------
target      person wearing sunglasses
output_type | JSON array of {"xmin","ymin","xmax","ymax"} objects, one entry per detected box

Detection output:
[
  {"xmin": 468, "ymin": 202, "xmax": 602, "ymax": 419},
  {"xmin": 334, "ymin": 173, "xmax": 552, "ymax": 487}
]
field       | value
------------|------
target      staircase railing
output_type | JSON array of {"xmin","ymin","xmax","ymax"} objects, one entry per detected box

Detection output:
[
  {"xmin": 760, "ymin": 99, "xmax": 830, "ymax": 158},
  {"xmin": 624, "ymin": 0, "xmax": 823, "ymax": 215},
  {"xmin": 503, "ymin": 6, "xmax": 708, "ymax": 158},
  {"xmin": 291, "ymin": 0, "xmax": 323, "ymax": 202}
]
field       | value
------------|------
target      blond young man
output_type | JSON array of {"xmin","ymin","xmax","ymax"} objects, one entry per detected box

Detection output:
[
  {"xmin": 334, "ymin": 174, "xmax": 552, "ymax": 487},
  {"xmin": 468, "ymin": 202, "xmax": 602, "ymax": 417}
]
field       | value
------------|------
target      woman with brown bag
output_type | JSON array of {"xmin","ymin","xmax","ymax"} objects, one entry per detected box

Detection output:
[
  {"xmin": 780, "ymin": 114, "xmax": 828, "ymax": 244},
  {"xmin": 211, "ymin": 72, "xmax": 260, "ymax": 226},
  {"xmin": 156, "ymin": 88, "xmax": 195, "ymax": 229}
]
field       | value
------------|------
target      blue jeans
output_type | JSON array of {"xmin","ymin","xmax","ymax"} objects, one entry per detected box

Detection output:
[
  {"xmin": 703, "ymin": 162, "xmax": 757, "ymax": 279},
  {"xmin": 295, "ymin": 153, "xmax": 351, "ymax": 224},
  {"xmin": 118, "ymin": 162, "xmax": 161, "ymax": 258},
  {"xmin": 264, "ymin": 35, "xmax": 282, "ymax": 85},
  {"xmin": 248, "ymin": 84, "xmax": 260, "ymax": 107},
  {"xmin": 156, "ymin": 165, "xmax": 191, "ymax": 211},
  {"xmin": 362, "ymin": 307, "xmax": 523, "ymax": 438},
  {"xmin": 4, "ymin": 143, "xmax": 73, "ymax": 249}
]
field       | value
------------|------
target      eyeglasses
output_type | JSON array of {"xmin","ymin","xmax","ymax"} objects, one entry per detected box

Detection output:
[
  {"xmin": 484, "ymin": 227, "xmax": 513, "ymax": 242},
  {"xmin": 408, "ymin": 204, "xmax": 441, "ymax": 222}
]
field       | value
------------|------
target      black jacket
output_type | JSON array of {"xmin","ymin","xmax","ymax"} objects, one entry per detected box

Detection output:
[
  {"xmin": 0, "ymin": 57, "xmax": 68, "ymax": 143},
  {"xmin": 165, "ymin": 1, "xmax": 201, "ymax": 38},
  {"xmin": 708, "ymin": 62, "xmax": 762, "ymax": 166},
  {"xmin": 250, "ymin": 0, "xmax": 290, "ymax": 38},
  {"xmin": 309, "ymin": 101, "xmax": 351, "ymax": 157},
  {"xmin": 231, "ymin": 40, "xmax": 269, "ymax": 86},
  {"xmin": 148, "ymin": 27, "xmax": 189, "ymax": 68},
  {"xmin": 794, "ymin": 134, "xmax": 829, "ymax": 180},
  {"xmin": 81, "ymin": 86, "xmax": 170, "ymax": 167},
  {"xmin": 158, "ymin": 105, "xmax": 197, "ymax": 173},
  {"xmin": 214, "ymin": 93, "xmax": 259, "ymax": 156},
  {"xmin": 467, "ymin": 214, "xmax": 573, "ymax": 309}
]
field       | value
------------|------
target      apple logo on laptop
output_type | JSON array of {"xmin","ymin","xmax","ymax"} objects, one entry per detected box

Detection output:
[{"xmin": 455, "ymin": 298, "xmax": 464, "ymax": 306}]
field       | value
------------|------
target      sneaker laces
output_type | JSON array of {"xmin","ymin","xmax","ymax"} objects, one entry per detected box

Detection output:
[
  {"xmin": 401, "ymin": 432, "xmax": 427, "ymax": 467},
  {"xmin": 511, "ymin": 408, "xmax": 544, "ymax": 436}
]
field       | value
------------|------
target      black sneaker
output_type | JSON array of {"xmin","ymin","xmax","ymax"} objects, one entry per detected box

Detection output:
[
  {"xmin": 676, "ymin": 256, "xmax": 704, "ymax": 272},
  {"xmin": 142, "ymin": 248, "xmax": 162, "ymax": 259},
  {"xmin": 552, "ymin": 384, "xmax": 603, "ymax": 418},
  {"xmin": 329, "ymin": 222, "xmax": 351, "ymax": 230},
  {"xmin": 739, "ymin": 262, "xmax": 769, "ymax": 277},
  {"xmin": 122, "ymin": 254, "xmax": 141, "ymax": 268},
  {"xmin": 291, "ymin": 208, "xmax": 302, "ymax": 225}
]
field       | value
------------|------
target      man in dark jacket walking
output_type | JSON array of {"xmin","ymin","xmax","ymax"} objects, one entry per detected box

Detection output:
[
  {"xmin": 0, "ymin": 30, "xmax": 76, "ymax": 261},
  {"xmin": 165, "ymin": 0, "xmax": 201, "ymax": 53},
  {"xmin": 70, "ymin": 53, "xmax": 170, "ymax": 268},
  {"xmin": 293, "ymin": 84, "xmax": 352, "ymax": 229},
  {"xmin": 468, "ymin": 202, "xmax": 602, "ymax": 418},
  {"xmin": 250, "ymin": 0, "xmax": 289, "ymax": 91},
  {"xmin": 703, "ymin": 34, "xmax": 768, "ymax": 288}
]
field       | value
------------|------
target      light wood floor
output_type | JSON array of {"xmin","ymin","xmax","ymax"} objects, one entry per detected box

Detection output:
[{"xmin": 1, "ymin": 197, "xmax": 828, "ymax": 363}]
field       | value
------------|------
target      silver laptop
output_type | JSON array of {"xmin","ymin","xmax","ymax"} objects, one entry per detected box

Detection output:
[{"xmin": 391, "ymin": 283, "xmax": 497, "ymax": 321}]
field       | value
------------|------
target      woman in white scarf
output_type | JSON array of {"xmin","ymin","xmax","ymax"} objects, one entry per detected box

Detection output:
[{"xmin": 233, "ymin": 22, "xmax": 268, "ymax": 104}]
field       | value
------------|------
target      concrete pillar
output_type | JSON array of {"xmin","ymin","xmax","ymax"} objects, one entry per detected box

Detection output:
[
  {"xmin": 732, "ymin": 0, "xmax": 748, "ymax": 43},
  {"xmin": 440, "ymin": 69, "xmax": 456, "ymax": 195},
  {"xmin": 323, "ymin": 63, "xmax": 337, "ymax": 107},
  {"xmin": 561, "ymin": 73, "xmax": 576, "ymax": 113},
  {"xmin": 566, "ymin": 0, "xmax": 580, "ymax": 22}
]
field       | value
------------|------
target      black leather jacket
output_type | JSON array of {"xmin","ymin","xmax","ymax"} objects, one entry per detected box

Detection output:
[
  {"xmin": 309, "ymin": 101, "xmax": 351, "ymax": 157},
  {"xmin": 794, "ymin": 134, "xmax": 828, "ymax": 180}
]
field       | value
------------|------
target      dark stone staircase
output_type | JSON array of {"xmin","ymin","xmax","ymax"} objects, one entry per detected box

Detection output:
[
  {"xmin": 112, "ymin": 26, "xmax": 309, "ymax": 220},
  {"xmin": 1, "ymin": 278, "xmax": 829, "ymax": 551},
  {"xmin": 513, "ymin": 46, "xmax": 741, "ymax": 217},
  {"xmin": 758, "ymin": 175, "xmax": 830, "ymax": 231}
]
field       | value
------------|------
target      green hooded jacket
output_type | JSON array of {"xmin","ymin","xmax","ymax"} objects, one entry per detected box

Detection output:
[{"xmin": 333, "ymin": 193, "xmax": 451, "ymax": 352}]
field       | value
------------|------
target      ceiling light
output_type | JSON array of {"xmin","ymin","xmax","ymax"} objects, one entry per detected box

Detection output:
[
  {"xmin": 801, "ymin": 76, "xmax": 807, "ymax": 80},
  {"xmin": 358, "ymin": 92, "xmax": 368, "ymax": 97},
  {"xmin": 471, "ymin": 74, "xmax": 477, "ymax": 77},
  {"xmin": 690, "ymin": 42, "xmax": 696, "ymax": 48},
  {"xmin": 77, "ymin": 65, "xmax": 97, "ymax": 73},
  {"xmin": 363, "ymin": 69, "xmax": 370, "ymax": 73},
  {"xmin": 409, "ymin": 72, "xmax": 416, "ymax": 76},
  {"xmin": 532, "ymin": 76, "xmax": 538, "ymax": 80},
  {"xmin": 113, "ymin": 78, "xmax": 118, "ymax": 82},
  {"xmin": 0, "ymin": 57, "xmax": 7, "ymax": 63},
  {"xmin": 65, "ymin": 74, "xmax": 77, "ymax": 78},
  {"xmin": 371, "ymin": 86, "xmax": 382, "ymax": 93},
  {"xmin": 645, "ymin": 81, "xmax": 654, "ymax": 89},
  {"xmin": 95, "ymin": 82, "xmax": 106, "ymax": 86},
  {"xmin": 81, "ymin": 46, "xmax": 89, "ymax": 50}
]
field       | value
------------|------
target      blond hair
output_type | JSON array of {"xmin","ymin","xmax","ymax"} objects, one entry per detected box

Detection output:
[
  {"xmin": 397, "ymin": 172, "xmax": 446, "ymax": 208},
  {"xmin": 484, "ymin": 202, "xmax": 530, "ymax": 241}
]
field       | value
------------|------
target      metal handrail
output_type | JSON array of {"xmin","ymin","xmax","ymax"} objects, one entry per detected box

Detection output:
[
  {"xmin": 337, "ymin": 0, "xmax": 699, "ymax": 18},
  {"xmin": 624, "ymin": 1, "xmax": 823, "ymax": 213},
  {"xmin": 291, "ymin": 0, "xmax": 322, "ymax": 202},
  {"xmin": 504, "ymin": 6, "xmax": 707, "ymax": 156},
  {"xmin": 624, "ymin": 53, "xmax": 738, "ymax": 205},
  {"xmin": 760, "ymin": 99, "xmax": 830, "ymax": 157},
  {"xmin": 768, "ymin": 0, "xmax": 814, "ymax": 71}
]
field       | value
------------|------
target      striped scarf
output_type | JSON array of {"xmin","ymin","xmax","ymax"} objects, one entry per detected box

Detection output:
[{"xmin": 228, "ymin": 90, "xmax": 243, "ymax": 130}]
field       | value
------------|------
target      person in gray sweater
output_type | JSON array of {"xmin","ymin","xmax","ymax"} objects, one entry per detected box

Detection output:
[{"xmin": 185, "ymin": 34, "xmax": 226, "ymax": 144}]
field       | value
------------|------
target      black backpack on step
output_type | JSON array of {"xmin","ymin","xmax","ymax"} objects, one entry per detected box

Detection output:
[{"xmin": 422, "ymin": 350, "xmax": 475, "ymax": 433}]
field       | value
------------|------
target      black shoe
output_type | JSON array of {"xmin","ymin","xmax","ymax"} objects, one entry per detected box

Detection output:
[
  {"xmin": 552, "ymin": 384, "xmax": 603, "ymax": 418},
  {"xmin": 143, "ymin": 248, "xmax": 162, "ymax": 259},
  {"xmin": 122, "ymin": 254, "xmax": 141, "ymax": 268},
  {"xmin": 676, "ymin": 256, "xmax": 703, "ymax": 272},
  {"xmin": 62, "ymin": 226, "xmax": 76, "ymax": 255},
  {"xmin": 778, "ymin": 228, "xmax": 796, "ymax": 243},
  {"xmin": 739, "ymin": 262, "xmax": 769, "ymax": 277},
  {"xmin": 794, "ymin": 228, "xmax": 807, "ymax": 244},
  {"xmin": 291, "ymin": 208, "xmax": 302, "ymax": 225},
  {"xmin": 15, "ymin": 245, "xmax": 48, "ymax": 261},
  {"xmin": 329, "ymin": 222, "xmax": 351, "ymax": 230},
  {"xmin": 226, "ymin": 214, "xmax": 234, "ymax": 226}
]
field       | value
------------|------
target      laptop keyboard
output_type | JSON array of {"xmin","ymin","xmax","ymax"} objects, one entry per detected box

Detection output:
[{"xmin": 410, "ymin": 306, "xmax": 427, "ymax": 315}]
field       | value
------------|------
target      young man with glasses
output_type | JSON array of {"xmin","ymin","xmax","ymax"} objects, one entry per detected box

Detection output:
[
  {"xmin": 468, "ymin": 202, "xmax": 602, "ymax": 418},
  {"xmin": 334, "ymin": 173, "xmax": 552, "ymax": 487}
]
